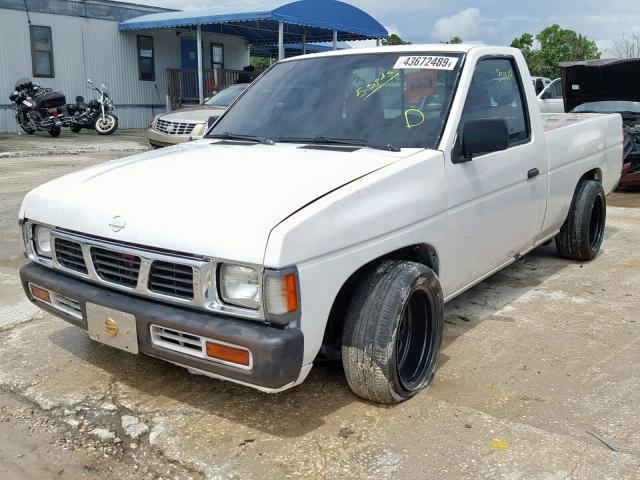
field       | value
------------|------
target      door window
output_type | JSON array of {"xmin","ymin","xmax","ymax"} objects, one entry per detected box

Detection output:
[
  {"xmin": 460, "ymin": 58, "xmax": 530, "ymax": 146},
  {"xmin": 549, "ymin": 80, "xmax": 563, "ymax": 99}
]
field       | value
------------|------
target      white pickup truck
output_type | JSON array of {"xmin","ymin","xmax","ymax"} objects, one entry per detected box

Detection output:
[{"xmin": 19, "ymin": 45, "xmax": 622, "ymax": 404}]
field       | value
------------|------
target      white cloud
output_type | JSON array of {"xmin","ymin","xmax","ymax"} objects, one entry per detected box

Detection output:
[{"xmin": 431, "ymin": 8, "xmax": 492, "ymax": 42}]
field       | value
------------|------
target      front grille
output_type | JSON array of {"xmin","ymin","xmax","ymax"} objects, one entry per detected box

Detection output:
[
  {"xmin": 150, "ymin": 325, "xmax": 203, "ymax": 357},
  {"xmin": 91, "ymin": 247, "xmax": 141, "ymax": 288},
  {"xmin": 155, "ymin": 119, "xmax": 196, "ymax": 136},
  {"xmin": 54, "ymin": 238, "xmax": 88, "ymax": 274},
  {"xmin": 148, "ymin": 261, "xmax": 194, "ymax": 299}
]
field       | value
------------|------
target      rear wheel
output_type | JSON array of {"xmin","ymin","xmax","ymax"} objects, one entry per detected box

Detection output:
[
  {"xmin": 555, "ymin": 180, "xmax": 606, "ymax": 261},
  {"xmin": 342, "ymin": 261, "xmax": 444, "ymax": 404},
  {"xmin": 49, "ymin": 126, "xmax": 61, "ymax": 138},
  {"xmin": 70, "ymin": 125, "xmax": 82, "ymax": 133}
]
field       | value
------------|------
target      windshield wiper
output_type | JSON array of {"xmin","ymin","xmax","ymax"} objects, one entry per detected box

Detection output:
[
  {"xmin": 278, "ymin": 136, "xmax": 401, "ymax": 152},
  {"xmin": 208, "ymin": 131, "xmax": 274, "ymax": 145}
]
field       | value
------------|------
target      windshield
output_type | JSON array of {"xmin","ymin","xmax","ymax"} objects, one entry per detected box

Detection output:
[
  {"xmin": 207, "ymin": 52, "xmax": 464, "ymax": 149},
  {"xmin": 204, "ymin": 84, "xmax": 248, "ymax": 107},
  {"xmin": 572, "ymin": 101, "xmax": 640, "ymax": 115}
]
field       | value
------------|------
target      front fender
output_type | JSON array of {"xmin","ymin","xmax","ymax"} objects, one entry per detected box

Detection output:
[{"xmin": 264, "ymin": 150, "xmax": 447, "ymax": 364}]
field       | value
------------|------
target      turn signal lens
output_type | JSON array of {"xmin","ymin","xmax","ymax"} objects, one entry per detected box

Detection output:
[
  {"xmin": 265, "ymin": 273, "xmax": 298, "ymax": 315},
  {"xmin": 29, "ymin": 284, "xmax": 51, "ymax": 303},
  {"xmin": 205, "ymin": 341, "xmax": 250, "ymax": 367}
]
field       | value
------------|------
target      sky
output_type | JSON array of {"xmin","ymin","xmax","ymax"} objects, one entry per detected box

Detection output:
[{"xmin": 138, "ymin": 0, "xmax": 640, "ymax": 57}]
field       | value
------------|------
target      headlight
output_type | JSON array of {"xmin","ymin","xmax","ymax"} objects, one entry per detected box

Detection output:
[
  {"xmin": 219, "ymin": 264, "xmax": 261, "ymax": 310},
  {"xmin": 33, "ymin": 224, "xmax": 52, "ymax": 258}
]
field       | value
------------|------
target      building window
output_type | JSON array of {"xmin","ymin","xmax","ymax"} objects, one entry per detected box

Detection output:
[
  {"xmin": 30, "ymin": 26, "xmax": 54, "ymax": 78},
  {"xmin": 137, "ymin": 35, "xmax": 155, "ymax": 81},
  {"xmin": 211, "ymin": 43, "xmax": 224, "ymax": 69}
]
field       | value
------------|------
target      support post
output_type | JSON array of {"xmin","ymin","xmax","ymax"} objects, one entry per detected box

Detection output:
[
  {"xmin": 302, "ymin": 32, "xmax": 307, "ymax": 55},
  {"xmin": 278, "ymin": 21, "xmax": 284, "ymax": 60},
  {"xmin": 197, "ymin": 24, "xmax": 203, "ymax": 104},
  {"xmin": 333, "ymin": 30, "xmax": 338, "ymax": 50},
  {"xmin": 377, "ymin": 38, "xmax": 381, "ymax": 47}
]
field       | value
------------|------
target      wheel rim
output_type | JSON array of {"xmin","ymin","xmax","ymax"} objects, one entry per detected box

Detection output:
[
  {"xmin": 588, "ymin": 195, "xmax": 604, "ymax": 250},
  {"xmin": 96, "ymin": 116, "xmax": 114, "ymax": 132},
  {"xmin": 395, "ymin": 290, "xmax": 433, "ymax": 391}
]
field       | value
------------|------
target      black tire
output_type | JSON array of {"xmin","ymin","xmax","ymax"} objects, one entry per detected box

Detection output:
[
  {"xmin": 70, "ymin": 125, "xmax": 82, "ymax": 133},
  {"xmin": 342, "ymin": 260, "xmax": 444, "ymax": 404},
  {"xmin": 555, "ymin": 180, "xmax": 606, "ymax": 261},
  {"xmin": 95, "ymin": 114, "xmax": 118, "ymax": 135},
  {"xmin": 49, "ymin": 126, "xmax": 61, "ymax": 138}
]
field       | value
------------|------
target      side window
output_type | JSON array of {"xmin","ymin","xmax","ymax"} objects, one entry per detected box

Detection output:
[
  {"xmin": 460, "ymin": 58, "xmax": 530, "ymax": 146},
  {"xmin": 551, "ymin": 80, "xmax": 563, "ymax": 99},
  {"xmin": 137, "ymin": 35, "xmax": 155, "ymax": 81},
  {"xmin": 30, "ymin": 26, "xmax": 54, "ymax": 78}
]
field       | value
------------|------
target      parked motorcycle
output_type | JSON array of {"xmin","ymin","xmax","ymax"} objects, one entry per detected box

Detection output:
[
  {"xmin": 63, "ymin": 79, "xmax": 118, "ymax": 135},
  {"xmin": 9, "ymin": 78, "xmax": 65, "ymax": 137}
]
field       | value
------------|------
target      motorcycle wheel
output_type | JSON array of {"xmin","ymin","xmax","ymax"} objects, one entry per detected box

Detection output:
[
  {"xmin": 49, "ymin": 126, "xmax": 61, "ymax": 138},
  {"xmin": 95, "ymin": 114, "xmax": 118, "ymax": 135},
  {"xmin": 20, "ymin": 125, "xmax": 35, "ymax": 134},
  {"xmin": 70, "ymin": 125, "xmax": 82, "ymax": 133}
]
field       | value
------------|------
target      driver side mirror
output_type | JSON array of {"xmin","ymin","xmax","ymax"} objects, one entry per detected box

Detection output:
[
  {"xmin": 540, "ymin": 89, "xmax": 552, "ymax": 100},
  {"xmin": 455, "ymin": 118, "xmax": 509, "ymax": 163}
]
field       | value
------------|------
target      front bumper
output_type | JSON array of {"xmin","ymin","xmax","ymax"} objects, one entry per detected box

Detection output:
[
  {"xmin": 20, "ymin": 263, "xmax": 304, "ymax": 391},
  {"xmin": 147, "ymin": 128, "xmax": 203, "ymax": 147}
]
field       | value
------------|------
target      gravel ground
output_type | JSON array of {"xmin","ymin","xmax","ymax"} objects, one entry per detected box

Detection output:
[{"xmin": 1, "ymin": 131, "xmax": 639, "ymax": 479}]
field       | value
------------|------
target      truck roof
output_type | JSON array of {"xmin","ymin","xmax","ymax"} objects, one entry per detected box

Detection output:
[{"xmin": 279, "ymin": 44, "xmax": 518, "ymax": 62}]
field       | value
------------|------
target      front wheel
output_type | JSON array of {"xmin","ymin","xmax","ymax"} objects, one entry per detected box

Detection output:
[
  {"xmin": 342, "ymin": 261, "xmax": 444, "ymax": 404},
  {"xmin": 555, "ymin": 180, "xmax": 606, "ymax": 261},
  {"xmin": 95, "ymin": 114, "xmax": 118, "ymax": 135},
  {"xmin": 49, "ymin": 126, "xmax": 61, "ymax": 137}
]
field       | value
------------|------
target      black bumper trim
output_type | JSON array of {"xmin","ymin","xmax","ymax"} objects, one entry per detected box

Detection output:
[{"xmin": 20, "ymin": 263, "xmax": 304, "ymax": 389}]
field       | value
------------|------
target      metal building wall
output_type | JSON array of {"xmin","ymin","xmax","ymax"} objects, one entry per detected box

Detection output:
[{"xmin": 0, "ymin": 7, "xmax": 250, "ymax": 133}]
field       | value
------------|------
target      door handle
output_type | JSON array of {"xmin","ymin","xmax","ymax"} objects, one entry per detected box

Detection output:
[{"xmin": 527, "ymin": 168, "xmax": 540, "ymax": 179}]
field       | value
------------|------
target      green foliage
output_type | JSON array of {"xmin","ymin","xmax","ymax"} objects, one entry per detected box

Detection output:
[
  {"xmin": 250, "ymin": 56, "xmax": 272, "ymax": 72},
  {"xmin": 510, "ymin": 24, "xmax": 600, "ymax": 78},
  {"xmin": 445, "ymin": 36, "xmax": 463, "ymax": 44},
  {"xmin": 382, "ymin": 34, "xmax": 412, "ymax": 46}
]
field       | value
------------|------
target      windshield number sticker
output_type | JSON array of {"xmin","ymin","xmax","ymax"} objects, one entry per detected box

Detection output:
[{"xmin": 394, "ymin": 56, "xmax": 458, "ymax": 70}]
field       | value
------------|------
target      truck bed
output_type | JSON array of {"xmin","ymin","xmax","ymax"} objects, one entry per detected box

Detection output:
[{"xmin": 538, "ymin": 112, "xmax": 623, "ymax": 241}]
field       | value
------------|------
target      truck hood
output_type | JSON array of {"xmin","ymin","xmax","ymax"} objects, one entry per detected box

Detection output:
[
  {"xmin": 21, "ymin": 140, "xmax": 408, "ymax": 264},
  {"xmin": 561, "ymin": 59, "xmax": 640, "ymax": 112}
]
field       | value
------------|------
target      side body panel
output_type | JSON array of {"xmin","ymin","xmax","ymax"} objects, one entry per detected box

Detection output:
[
  {"xmin": 264, "ymin": 151, "xmax": 447, "ymax": 365},
  {"xmin": 539, "ymin": 113, "xmax": 623, "ymax": 240}
]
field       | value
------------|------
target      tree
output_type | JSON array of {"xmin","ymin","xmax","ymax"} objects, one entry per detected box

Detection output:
[
  {"xmin": 610, "ymin": 35, "xmax": 640, "ymax": 58},
  {"xmin": 441, "ymin": 36, "xmax": 463, "ymax": 44},
  {"xmin": 382, "ymin": 34, "xmax": 412, "ymax": 46},
  {"xmin": 510, "ymin": 25, "xmax": 600, "ymax": 78},
  {"xmin": 250, "ymin": 56, "xmax": 272, "ymax": 72}
]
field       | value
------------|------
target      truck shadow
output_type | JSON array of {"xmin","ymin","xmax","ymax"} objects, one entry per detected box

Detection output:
[{"xmin": 49, "ymin": 243, "xmax": 578, "ymax": 438}]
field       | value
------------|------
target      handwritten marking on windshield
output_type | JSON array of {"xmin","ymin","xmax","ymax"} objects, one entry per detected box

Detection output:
[
  {"xmin": 356, "ymin": 70, "xmax": 400, "ymax": 99},
  {"xmin": 404, "ymin": 109, "xmax": 425, "ymax": 129}
]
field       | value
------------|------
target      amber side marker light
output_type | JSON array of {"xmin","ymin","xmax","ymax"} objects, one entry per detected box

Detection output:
[
  {"xmin": 206, "ymin": 341, "xmax": 251, "ymax": 367},
  {"xmin": 29, "ymin": 284, "xmax": 51, "ymax": 303}
]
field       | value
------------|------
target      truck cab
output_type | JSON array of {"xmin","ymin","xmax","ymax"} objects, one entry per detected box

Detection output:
[{"xmin": 19, "ymin": 45, "xmax": 622, "ymax": 403}]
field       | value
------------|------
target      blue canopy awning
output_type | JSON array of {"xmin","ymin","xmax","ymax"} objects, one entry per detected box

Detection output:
[
  {"xmin": 118, "ymin": 0, "xmax": 388, "ymax": 44},
  {"xmin": 252, "ymin": 42, "xmax": 350, "ymax": 58}
]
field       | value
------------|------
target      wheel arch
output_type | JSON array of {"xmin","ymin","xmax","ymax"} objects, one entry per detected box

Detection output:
[
  {"xmin": 320, "ymin": 243, "xmax": 440, "ymax": 358},
  {"xmin": 579, "ymin": 168, "xmax": 602, "ymax": 185}
]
